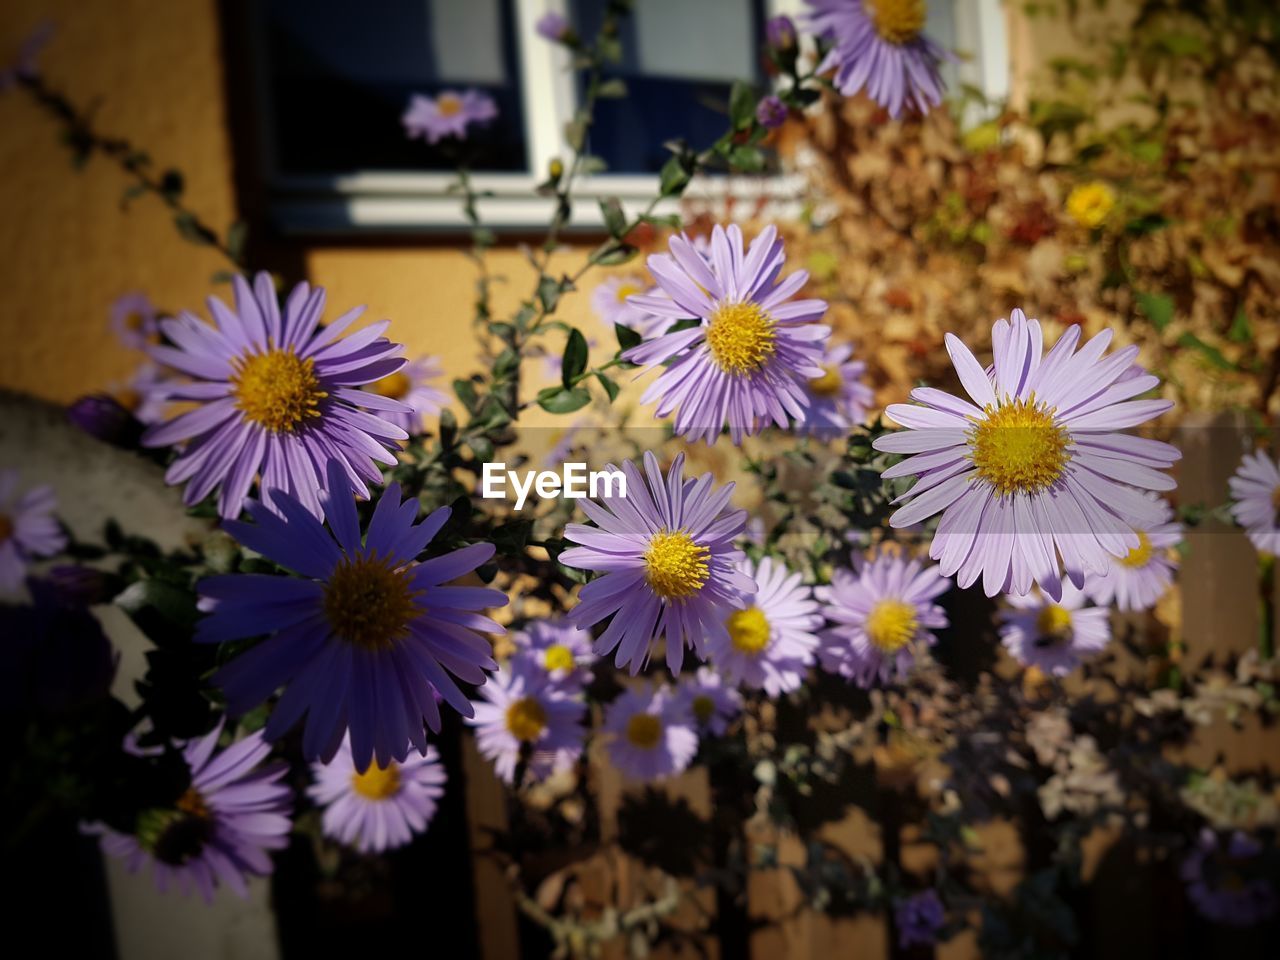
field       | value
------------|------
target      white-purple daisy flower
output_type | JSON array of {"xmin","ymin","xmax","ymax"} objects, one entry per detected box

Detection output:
[
  {"xmin": 1181, "ymin": 829, "xmax": 1278, "ymax": 927},
  {"xmin": 817, "ymin": 550, "xmax": 950, "ymax": 686},
  {"xmin": 361, "ymin": 356, "xmax": 448, "ymax": 436},
  {"xmin": 622, "ymin": 225, "xmax": 830, "ymax": 445},
  {"xmin": 195, "ymin": 461, "xmax": 507, "ymax": 772},
  {"xmin": 308, "ymin": 735, "xmax": 446, "ymax": 854},
  {"xmin": 467, "ymin": 662, "xmax": 585, "ymax": 785},
  {"xmin": 142, "ymin": 272, "xmax": 410, "ymax": 520},
  {"xmin": 110, "ymin": 290, "xmax": 160, "ymax": 350},
  {"xmin": 561, "ymin": 451, "xmax": 753, "ymax": 674},
  {"xmin": 806, "ymin": 0, "xmax": 949, "ymax": 118},
  {"xmin": 511, "ymin": 617, "xmax": 596, "ymax": 692},
  {"xmin": 602, "ymin": 685, "xmax": 698, "ymax": 782},
  {"xmin": 1229, "ymin": 451, "xmax": 1280, "ymax": 556},
  {"xmin": 704, "ymin": 555, "xmax": 821, "ymax": 696},
  {"xmin": 672, "ymin": 666, "xmax": 742, "ymax": 736},
  {"xmin": 1083, "ymin": 492, "xmax": 1181, "ymax": 611},
  {"xmin": 798, "ymin": 342, "xmax": 874, "ymax": 438},
  {"xmin": 402, "ymin": 89, "xmax": 498, "ymax": 144},
  {"xmin": 997, "ymin": 581, "xmax": 1111, "ymax": 677},
  {"xmin": 0, "ymin": 469, "xmax": 65, "ymax": 594},
  {"xmin": 591, "ymin": 275, "xmax": 661, "ymax": 334},
  {"xmin": 90, "ymin": 725, "xmax": 292, "ymax": 902},
  {"xmin": 874, "ymin": 310, "xmax": 1180, "ymax": 600}
]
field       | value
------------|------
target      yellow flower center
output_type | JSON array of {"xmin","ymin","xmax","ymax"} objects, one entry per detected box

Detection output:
[
  {"xmin": 1120, "ymin": 530, "xmax": 1153, "ymax": 568},
  {"xmin": 124, "ymin": 311, "xmax": 147, "ymax": 331},
  {"xmin": 322, "ymin": 554, "xmax": 421, "ymax": 650},
  {"xmin": 366, "ymin": 371, "xmax": 411, "ymax": 400},
  {"xmin": 351, "ymin": 762, "xmax": 402, "ymax": 800},
  {"xmin": 543, "ymin": 644, "xmax": 576, "ymax": 672},
  {"xmin": 692, "ymin": 695, "xmax": 716, "ymax": 724},
  {"xmin": 231, "ymin": 347, "xmax": 327, "ymax": 434},
  {"xmin": 809, "ymin": 365, "xmax": 843, "ymax": 396},
  {"xmin": 970, "ymin": 398, "xmax": 1070, "ymax": 496},
  {"xmin": 726, "ymin": 605, "xmax": 771, "ymax": 655},
  {"xmin": 437, "ymin": 94, "xmax": 463, "ymax": 117},
  {"xmin": 615, "ymin": 282, "xmax": 642, "ymax": 303},
  {"xmin": 1066, "ymin": 182, "xmax": 1116, "ymax": 229},
  {"xmin": 0, "ymin": 514, "xmax": 12, "ymax": 544},
  {"xmin": 175, "ymin": 786, "xmax": 209, "ymax": 820},
  {"xmin": 1036, "ymin": 603, "xmax": 1073, "ymax": 642},
  {"xmin": 865, "ymin": 598, "xmax": 918, "ymax": 653},
  {"xmin": 505, "ymin": 696, "xmax": 548, "ymax": 742},
  {"xmin": 625, "ymin": 713, "xmax": 663, "ymax": 749},
  {"xmin": 644, "ymin": 530, "xmax": 710, "ymax": 600},
  {"xmin": 705, "ymin": 301, "xmax": 776, "ymax": 376},
  {"xmin": 867, "ymin": 0, "xmax": 926, "ymax": 44},
  {"xmin": 114, "ymin": 388, "xmax": 142, "ymax": 412}
]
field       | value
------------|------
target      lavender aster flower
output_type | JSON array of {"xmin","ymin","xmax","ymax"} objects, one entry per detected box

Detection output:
[
  {"xmin": 704, "ymin": 555, "xmax": 821, "ymax": 695},
  {"xmin": 196, "ymin": 460, "xmax": 507, "ymax": 772},
  {"xmin": 511, "ymin": 617, "xmax": 596, "ymax": 691},
  {"xmin": 67, "ymin": 394, "xmax": 143, "ymax": 448},
  {"xmin": 1182, "ymin": 829, "xmax": 1277, "ymax": 927},
  {"xmin": 602, "ymin": 685, "xmax": 698, "ymax": 782},
  {"xmin": 756, "ymin": 95, "xmax": 789, "ymax": 129},
  {"xmin": 90, "ymin": 726, "xmax": 292, "ymax": 902},
  {"xmin": 895, "ymin": 889, "xmax": 946, "ymax": 949},
  {"xmin": 1229, "ymin": 451, "xmax": 1280, "ymax": 556},
  {"xmin": 592, "ymin": 275, "xmax": 660, "ymax": 334},
  {"xmin": 403, "ymin": 89, "xmax": 498, "ymax": 145},
  {"xmin": 1083, "ymin": 492, "xmax": 1181, "ymax": 611},
  {"xmin": 998, "ymin": 581, "xmax": 1110, "ymax": 677},
  {"xmin": 672, "ymin": 666, "xmax": 742, "ymax": 736},
  {"xmin": 141, "ymin": 273, "xmax": 410, "ymax": 519},
  {"xmin": 467, "ymin": 663, "xmax": 585, "ymax": 785},
  {"xmin": 623, "ymin": 225, "xmax": 830, "ymax": 445},
  {"xmin": 115, "ymin": 361, "xmax": 176, "ymax": 425},
  {"xmin": 766, "ymin": 15, "xmax": 798, "ymax": 50},
  {"xmin": 109, "ymin": 291, "xmax": 160, "ymax": 350},
  {"xmin": 561, "ymin": 451, "xmax": 753, "ymax": 674},
  {"xmin": 798, "ymin": 342, "xmax": 873, "ymax": 438},
  {"xmin": 361, "ymin": 356, "xmax": 448, "ymax": 436},
  {"xmin": 806, "ymin": 0, "xmax": 949, "ymax": 117},
  {"xmin": 0, "ymin": 469, "xmax": 65, "ymax": 593},
  {"xmin": 536, "ymin": 12, "xmax": 575, "ymax": 44},
  {"xmin": 817, "ymin": 550, "xmax": 950, "ymax": 686},
  {"xmin": 308, "ymin": 735, "xmax": 446, "ymax": 854},
  {"xmin": 874, "ymin": 310, "xmax": 1180, "ymax": 600}
]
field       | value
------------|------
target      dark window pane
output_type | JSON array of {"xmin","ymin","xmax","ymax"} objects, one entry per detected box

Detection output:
[{"xmin": 262, "ymin": 0, "xmax": 528, "ymax": 175}]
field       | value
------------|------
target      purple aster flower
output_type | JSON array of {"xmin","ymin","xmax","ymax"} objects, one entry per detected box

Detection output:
[
  {"xmin": 561, "ymin": 451, "xmax": 754, "ymax": 674},
  {"xmin": 1182, "ymin": 829, "xmax": 1277, "ymax": 927},
  {"xmin": 817, "ymin": 550, "xmax": 950, "ymax": 686},
  {"xmin": 308, "ymin": 735, "xmax": 446, "ymax": 854},
  {"xmin": 511, "ymin": 617, "xmax": 596, "ymax": 691},
  {"xmin": 622, "ymin": 225, "xmax": 830, "ymax": 446},
  {"xmin": 0, "ymin": 469, "xmax": 65, "ymax": 594},
  {"xmin": 766, "ymin": 15, "xmax": 798, "ymax": 50},
  {"xmin": 0, "ymin": 20, "xmax": 53, "ymax": 91},
  {"xmin": 806, "ymin": 0, "xmax": 949, "ymax": 118},
  {"xmin": 141, "ymin": 272, "xmax": 410, "ymax": 520},
  {"xmin": 997, "ymin": 581, "xmax": 1110, "ymax": 677},
  {"xmin": 536, "ymin": 12, "xmax": 575, "ymax": 44},
  {"xmin": 361, "ymin": 356, "xmax": 449, "ymax": 436},
  {"xmin": 894, "ymin": 889, "xmax": 946, "ymax": 949},
  {"xmin": 592, "ymin": 275, "xmax": 661, "ymax": 334},
  {"xmin": 704, "ymin": 555, "xmax": 821, "ymax": 695},
  {"xmin": 109, "ymin": 290, "xmax": 160, "ymax": 350},
  {"xmin": 798, "ymin": 342, "xmax": 874, "ymax": 438},
  {"xmin": 403, "ymin": 89, "xmax": 498, "ymax": 145},
  {"xmin": 195, "ymin": 461, "xmax": 507, "ymax": 772},
  {"xmin": 1083, "ymin": 492, "xmax": 1181, "ymax": 611},
  {"xmin": 467, "ymin": 662, "xmax": 585, "ymax": 785},
  {"xmin": 67, "ymin": 393, "xmax": 143, "ymax": 448},
  {"xmin": 36, "ymin": 564, "xmax": 117, "ymax": 607},
  {"xmin": 873, "ymin": 309, "xmax": 1180, "ymax": 601},
  {"xmin": 89, "ymin": 725, "xmax": 292, "ymax": 903},
  {"xmin": 756, "ymin": 95, "xmax": 789, "ymax": 129},
  {"xmin": 1229, "ymin": 451, "xmax": 1280, "ymax": 556},
  {"xmin": 602, "ymin": 685, "xmax": 698, "ymax": 782},
  {"xmin": 672, "ymin": 666, "xmax": 742, "ymax": 736},
  {"xmin": 114, "ymin": 361, "xmax": 178, "ymax": 426}
]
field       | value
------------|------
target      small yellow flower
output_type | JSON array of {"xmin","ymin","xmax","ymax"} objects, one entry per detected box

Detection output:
[{"xmin": 1065, "ymin": 181, "xmax": 1116, "ymax": 229}]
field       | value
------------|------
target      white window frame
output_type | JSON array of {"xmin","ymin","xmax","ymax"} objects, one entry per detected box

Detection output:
[{"xmin": 257, "ymin": 0, "xmax": 1007, "ymax": 234}]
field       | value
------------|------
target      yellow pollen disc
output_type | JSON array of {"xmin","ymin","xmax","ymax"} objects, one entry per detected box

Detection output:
[
  {"xmin": 865, "ymin": 598, "xmax": 918, "ymax": 653},
  {"xmin": 125, "ymin": 311, "xmax": 147, "ymax": 331},
  {"xmin": 114, "ymin": 388, "xmax": 142, "ymax": 412},
  {"xmin": 322, "ymin": 554, "xmax": 420, "ymax": 650},
  {"xmin": 1066, "ymin": 182, "xmax": 1116, "ymax": 229},
  {"xmin": 0, "ymin": 514, "xmax": 12, "ymax": 543},
  {"xmin": 437, "ymin": 94, "xmax": 463, "ymax": 117},
  {"xmin": 543, "ymin": 644, "xmax": 576, "ymax": 672},
  {"xmin": 351, "ymin": 762, "xmax": 402, "ymax": 800},
  {"xmin": 705, "ymin": 301, "xmax": 776, "ymax": 376},
  {"xmin": 231, "ymin": 348, "xmax": 327, "ymax": 434},
  {"xmin": 868, "ymin": 0, "xmax": 926, "ymax": 44},
  {"xmin": 175, "ymin": 786, "xmax": 210, "ymax": 819},
  {"xmin": 809, "ymin": 365, "xmax": 843, "ymax": 396},
  {"xmin": 644, "ymin": 530, "xmax": 710, "ymax": 601},
  {"xmin": 1036, "ymin": 603, "xmax": 1073, "ymax": 640},
  {"xmin": 692, "ymin": 695, "xmax": 716, "ymax": 724},
  {"xmin": 505, "ymin": 696, "xmax": 548, "ymax": 742},
  {"xmin": 970, "ymin": 398, "xmax": 1070, "ymax": 496},
  {"xmin": 615, "ymin": 282, "xmax": 642, "ymax": 303},
  {"xmin": 1120, "ymin": 530, "xmax": 1153, "ymax": 569},
  {"xmin": 626, "ymin": 713, "xmax": 663, "ymax": 749},
  {"xmin": 726, "ymin": 605, "xmax": 771, "ymax": 656},
  {"xmin": 366, "ymin": 371, "xmax": 411, "ymax": 400}
]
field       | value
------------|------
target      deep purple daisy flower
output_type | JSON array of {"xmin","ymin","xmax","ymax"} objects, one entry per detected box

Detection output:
[
  {"xmin": 894, "ymin": 889, "xmax": 946, "ymax": 949},
  {"xmin": 798, "ymin": 342, "xmax": 874, "ymax": 438},
  {"xmin": 90, "ymin": 725, "xmax": 292, "ymax": 902},
  {"xmin": 561, "ymin": 451, "xmax": 754, "ymax": 674},
  {"xmin": 1083, "ymin": 492, "xmax": 1181, "ymax": 611},
  {"xmin": 0, "ymin": 469, "xmax": 65, "ymax": 593},
  {"xmin": 1229, "ymin": 451, "xmax": 1280, "ymax": 556},
  {"xmin": 817, "ymin": 550, "xmax": 950, "ymax": 686},
  {"xmin": 623, "ymin": 225, "xmax": 830, "ymax": 445},
  {"xmin": 142, "ymin": 273, "xmax": 410, "ymax": 519},
  {"xmin": 511, "ymin": 617, "xmax": 596, "ymax": 692},
  {"xmin": 704, "ymin": 555, "xmax": 821, "ymax": 695},
  {"xmin": 672, "ymin": 666, "xmax": 742, "ymax": 736},
  {"xmin": 403, "ymin": 89, "xmax": 498, "ymax": 144},
  {"xmin": 467, "ymin": 662, "xmax": 585, "ymax": 785},
  {"xmin": 997, "ymin": 581, "xmax": 1110, "ymax": 677},
  {"xmin": 1181, "ymin": 829, "xmax": 1277, "ymax": 927},
  {"xmin": 308, "ymin": 735, "xmax": 446, "ymax": 854},
  {"xmin": 806, "ymin": 0, "xmax": 949, "ymax": 117},
  {"xmin": 110, "ymin": 290, "xmax": 160, "ymax": 350},
  {"xmin": 874, "ymin": 310, "xmax": 1180, "ymax": 600},
  {"xmin": 195, "ymin": 461, "xmax": 506, "ymax": 772},
  {"xmin": 602, "ymin": 685, "xmax": 698, "ymax": 782},
  {"xmin": 361, "ymin": 356, "xmax": 448, "ymax": 436}
]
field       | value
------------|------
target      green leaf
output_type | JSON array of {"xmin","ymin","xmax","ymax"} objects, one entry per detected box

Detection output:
[
  {"xmin": 659, "ymin": 155, "xmax": 692, "ymax": 197},
  {"xmin": 562, "ymin": 329, "xmax": 589, "ymax": 388},
  {"xmin": 564, "ymin": 115, "xmax": 588, "ymax": 152},
  {"xmin": 580, "ymin": 154, "xmax": 609, "ymax": 175},
  {"xmin": 494, "ymin": 347, "xmax": 521, "ymax": 377},
  {"xmin": 1176, "ymin": 332, "xmax": 1234, "ymax": 371},
  {"xmin": 538, "ymin": 275, "xmax": 564, "ymax": 312},
  {"xmin": 597, "ymin": 77, "xmax": 628, "ymax": 98},
  {"xmin": 595, "ymin": 372, "xmax": 620, "ymax": 402},
  {"xmin": 1135, "ymin": 291, "xmax": 1174, "ymax": 331},
  {"xmin": 439, "ymin": 407, "xmax": 458, "ymax": 448},
  {"xmin": 615, "ymin": 323, "xmax": 642, "ymax": 352},
  {"xmin": 226, "ymin": 220, "xmax": 249, "ymax": 264},
  {"xmin": 599, "ymin": 197, "xmax": 627, "ymax": 238},
  {"xmin": 729, "ymin": 81, "xmax": 757, "ymax": 129},
  {"xmin": 492, "ymin": 519, "xmax": 534, "ymax": 554},
  {"xmin": 537, "ymin": 386, "xmax": 592, "ymax": 414},
  {"xmin": 173, "ymin": 212, "xmax": 217, "ymax": 247},
  {"xmin": 466, "ymin": 435, "xmax": 494, "ymax": 462},
  {"xmin": 589, "ymin": 242, "xmax": 638, "ymax": 266},
  {"xmin": 1229, "ymin": 308, "xmax": 1252, "ymax": 343},
  {"xmin": 453, "ymin": 378, "xmax": 479, "ymax": 413},
  {"xmin": 727, "ymin": 145, "xmax": 766, "ymax": 173},
  {"xmin": 667, "ymin": 318, "xmax": 701, "ymax": 334}
]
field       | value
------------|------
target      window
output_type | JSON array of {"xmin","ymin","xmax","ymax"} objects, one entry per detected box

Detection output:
[{"xmin": 250, "ymin": 1, "xmax": 1009, "ymax": 233}]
